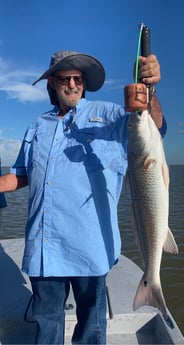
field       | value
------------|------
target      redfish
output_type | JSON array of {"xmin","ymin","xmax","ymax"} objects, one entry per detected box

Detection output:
[{"xmin": 127, "ymin": 110, "xmax": 178, "ymax": 328}]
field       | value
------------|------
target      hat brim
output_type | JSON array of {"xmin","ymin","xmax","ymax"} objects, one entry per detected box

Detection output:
[{"xmin": 32, "ymin": 53, "xmax": 105, "ymax": 91}]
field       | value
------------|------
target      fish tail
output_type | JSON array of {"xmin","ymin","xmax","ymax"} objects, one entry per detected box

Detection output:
[{"xmin": 133, "ymin": 274, "xmax": 172, "ymax": 323}]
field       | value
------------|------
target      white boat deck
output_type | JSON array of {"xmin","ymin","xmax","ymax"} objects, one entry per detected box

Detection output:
[{"xmin": 0, "ymin": 238, "xmax": 183, "ymax": 344}]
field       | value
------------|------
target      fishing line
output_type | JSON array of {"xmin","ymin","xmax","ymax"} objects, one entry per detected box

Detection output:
[
  {"xmin": 134, "ymin": 23, "xmax": 144, "ymax": 84},
  {"xmin": 124, "ymin": 23, "xmax": 148, "ymax": 112}
]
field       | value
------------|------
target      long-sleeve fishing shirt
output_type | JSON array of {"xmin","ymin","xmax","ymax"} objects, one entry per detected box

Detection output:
[{"xmin": 10, "ymin": 98, "xmax": 167, "ymax": 277}]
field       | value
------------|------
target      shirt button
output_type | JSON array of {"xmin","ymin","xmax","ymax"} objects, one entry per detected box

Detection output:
[{"xmin": 47, "ymin": 180, "xmax": 51, "ymax": 185}]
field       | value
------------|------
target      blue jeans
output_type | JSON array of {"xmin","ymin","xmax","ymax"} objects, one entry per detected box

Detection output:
[{"xmin": 30, "ymin": 275, "xmax": 107, "ymax": 344}]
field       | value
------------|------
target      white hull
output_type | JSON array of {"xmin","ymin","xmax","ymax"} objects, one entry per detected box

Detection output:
[{"xmin": 0, "ymin": 238, "xmax": 183, "ymax": 344}]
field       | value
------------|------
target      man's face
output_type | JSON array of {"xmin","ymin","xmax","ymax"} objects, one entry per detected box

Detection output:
[{"xmin": 48, "ymin": 69, "xmax": 84, "ymax": 109}]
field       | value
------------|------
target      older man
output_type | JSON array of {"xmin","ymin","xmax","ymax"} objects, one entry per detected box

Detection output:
[{"xmin": 0, "ymin": 50, "xmax": 166, "ymax": 344}]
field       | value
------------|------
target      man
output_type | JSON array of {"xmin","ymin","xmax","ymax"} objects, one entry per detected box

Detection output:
[{"xmin": 0, "ymin": 51, "xmax": 166, "ymax": 344}]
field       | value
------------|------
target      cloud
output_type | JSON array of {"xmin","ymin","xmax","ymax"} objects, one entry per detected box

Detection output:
[
  {"xmin": 177, "ymin": 122, "xmax": 184, "ymax": 134},
  {"xmin": 0, "ymin": 138, "xmax": 21, "ymax": 166},
  {"xmin": 1, "ymin": 82, "xmax": 47, "ymax": 102},
  {"xmin": 0, "ymin": 55, "xmax": 128, "ymax": 102},
  {"xmin": 0, "ymin": 129, "xmax": 21, "ymax": 166},
  {"xmin": 0, "ymin": 56, "xmax": 48, "ymax": 103},
  {"xmin": 104, "ymin": 78, "xmax": 127, "ymax": 90}
]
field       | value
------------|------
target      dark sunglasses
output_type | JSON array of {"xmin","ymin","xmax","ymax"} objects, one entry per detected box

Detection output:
[{"xmin": 53, "ymin": 75, "xmax": 84, "ymax": 86}]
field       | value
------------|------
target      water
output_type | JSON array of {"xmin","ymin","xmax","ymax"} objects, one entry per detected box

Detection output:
[{"xmin": 0, "ymin": 166, "xmax": 183, "ymax": 335}]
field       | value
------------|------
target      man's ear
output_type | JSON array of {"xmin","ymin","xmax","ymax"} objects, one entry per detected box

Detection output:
[{"xmin": 48, "ymin": 76, "xmax": 55, "ymax": 89}]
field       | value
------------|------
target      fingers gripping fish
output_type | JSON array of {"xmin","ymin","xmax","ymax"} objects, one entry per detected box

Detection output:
[{"xmin": 127, "ymin": 110, "xmax": 178, "ymax": 329}]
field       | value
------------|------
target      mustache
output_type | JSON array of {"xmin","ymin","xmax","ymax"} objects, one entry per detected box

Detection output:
[{"xmin": 64, "ymin": 89, "xmax": 79, "ymax": 95}]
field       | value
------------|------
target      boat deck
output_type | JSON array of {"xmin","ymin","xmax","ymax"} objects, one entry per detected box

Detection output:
[{"xmin": 0, "ymin": 238, "xmax": 183, "ymax": 344}]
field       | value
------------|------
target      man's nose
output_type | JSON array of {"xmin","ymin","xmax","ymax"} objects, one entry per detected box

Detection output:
[{"xmin": 68, "ymin": 77, "xmax": 76, "ymax": 88}]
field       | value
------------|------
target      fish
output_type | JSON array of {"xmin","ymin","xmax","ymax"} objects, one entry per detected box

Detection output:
[{"xmin": 126, "ymin": 110, "xmax": 178, "ymax": 329}]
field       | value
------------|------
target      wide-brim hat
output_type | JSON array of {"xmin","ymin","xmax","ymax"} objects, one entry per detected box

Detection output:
[{"xmin": 32, "ymin": 50, "xmax": 105, "ymax": 91}]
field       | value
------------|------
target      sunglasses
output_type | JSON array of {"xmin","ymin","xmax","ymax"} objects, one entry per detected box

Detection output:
[{"xmin": 53, "ymin": 75, "xmax": 84, "ymax": 86}]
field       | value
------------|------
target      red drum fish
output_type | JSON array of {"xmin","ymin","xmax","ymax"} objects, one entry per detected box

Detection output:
[{"xmin": 127, "ymin": 110, "xmax": 178, "ymax": 328}]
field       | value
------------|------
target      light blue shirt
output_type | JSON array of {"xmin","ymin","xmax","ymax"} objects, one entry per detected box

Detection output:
[{"xmin": 11, "ymin": 98, "xmax": 166, "ymax": 277}]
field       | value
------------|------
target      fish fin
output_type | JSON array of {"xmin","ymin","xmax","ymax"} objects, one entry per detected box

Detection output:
[
  {"xmin": 133, "ymin": 274, "xmax": 168, "ymax": 320},
  {"xmin": 144, "ymin": 157, "xmax": 157, "ymax": 170},
  {"xmin": 131, "ymin": 208, "xmax": 145, "ymax": 267},
  {"xmin": 163, "ymin": 228, "xmax": 179, "ymax": 254},
  {"xmin": 162, "ymin": 160, "xmax": 170, "ymax": 189},
  {"xmin": 122, "ymin": 170, "xmax": 131, "ymax": 194}
]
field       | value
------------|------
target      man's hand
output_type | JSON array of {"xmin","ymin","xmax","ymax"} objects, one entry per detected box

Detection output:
[
  {"xmin": 0, "ymin": 174, "xmax": 28, "ymax": 192},
  {"xmin": 138, "ymin": 54, "xmax": 161, "ymax": 85}
]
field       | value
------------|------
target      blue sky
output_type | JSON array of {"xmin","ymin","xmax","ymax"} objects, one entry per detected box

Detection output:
[{"xmin": 0, "ymin": 0, "xmax": 183, "ymax": 165}]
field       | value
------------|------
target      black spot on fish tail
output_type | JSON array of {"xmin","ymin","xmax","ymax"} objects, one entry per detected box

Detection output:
[
  {"xmin": 166, "ymin": 315, "xmax": 175, "ymax": 329},
  {"xmin": 144, "ymin": 280, "xmax": 148, "ymax": 287}
]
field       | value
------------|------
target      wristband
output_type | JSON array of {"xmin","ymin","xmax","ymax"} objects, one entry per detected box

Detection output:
[{"xmin": 149, "ymin": 84, "xmax": 156, "ymax": 99}]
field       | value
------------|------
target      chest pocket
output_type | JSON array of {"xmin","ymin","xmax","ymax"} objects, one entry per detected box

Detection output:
[{"xmin": 24, "ymin": 127, "xmax": 50, "ymax": 166}]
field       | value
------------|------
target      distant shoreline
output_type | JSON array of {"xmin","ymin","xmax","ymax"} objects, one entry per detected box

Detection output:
[{"xmin": 2, "ymin": 164, "xmax": 184, "ymax": 168}]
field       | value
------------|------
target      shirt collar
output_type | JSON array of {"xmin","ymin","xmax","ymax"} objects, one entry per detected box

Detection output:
[{"xmin": 51, "ymin": 98, "xmax": 87, "ymax": 117}]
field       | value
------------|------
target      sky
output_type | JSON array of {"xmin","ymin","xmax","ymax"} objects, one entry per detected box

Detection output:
[{"xmin": 0, "ymin": 0, "xmax": 183, "ymax": 166}]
